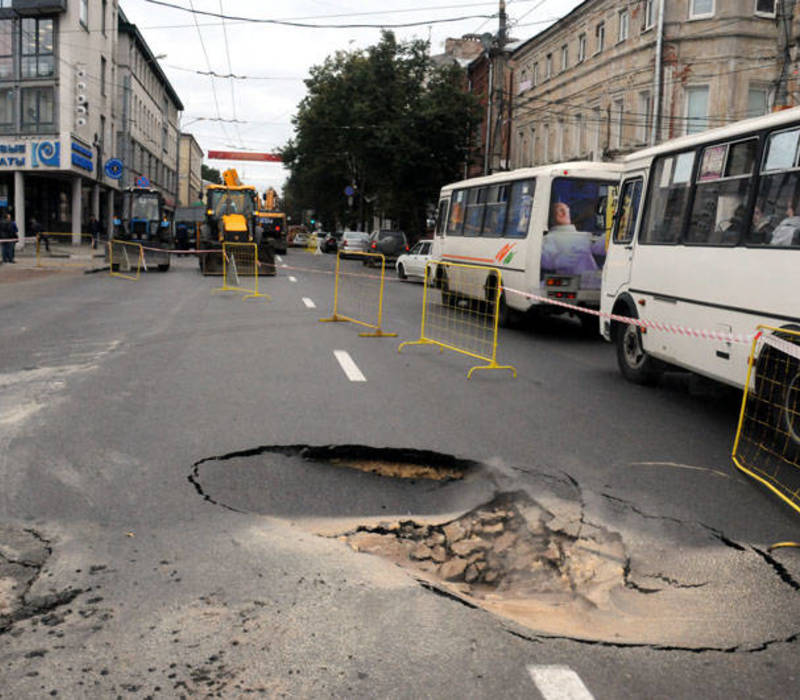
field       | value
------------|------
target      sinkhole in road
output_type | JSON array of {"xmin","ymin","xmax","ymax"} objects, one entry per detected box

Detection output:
[{"xmin": 191, "ymin": 444, "xmax": 800, "ymax": 650}]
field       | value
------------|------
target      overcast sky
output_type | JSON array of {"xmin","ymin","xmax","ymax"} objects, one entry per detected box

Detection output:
[{"xmin": 120, "ymin": 0, "xmax": 583, "ymax": 194}]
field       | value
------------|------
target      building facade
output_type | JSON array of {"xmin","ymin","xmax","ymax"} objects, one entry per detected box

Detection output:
[
  {"xmin": 511, "ymin": 0, "xmax": 787, "ymax": 168},
  {"xmin": 177, "ymin": 132, "xmax": 202, "ymax": 207},
  {"xmin": 116, "ymin": 8, "xmax": 182, "ymax": 217}
]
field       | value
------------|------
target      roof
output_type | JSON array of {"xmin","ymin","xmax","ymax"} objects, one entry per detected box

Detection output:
[{"xmin": 118, "ymin": 8, "xmax": 184, "ymax": 111}]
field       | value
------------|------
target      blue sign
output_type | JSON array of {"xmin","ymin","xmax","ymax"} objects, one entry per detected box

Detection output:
[
  {"xmin": 32, "ymin": 141, "xmax": 60, "ymax": 167},
  {"xmin": 344, "ymin": 185, "xmax": 355, "ymax": 197},
  {"xmin": 136, "ymin": 175, "xmax": 150, "ymax": 188},
  {"xmin": 104, "ymin": 158, "xmax": 123, "ymax": 180},
  {"xmin": 71, "ymin": 141, "xmax": 93, "ymax": 172}
]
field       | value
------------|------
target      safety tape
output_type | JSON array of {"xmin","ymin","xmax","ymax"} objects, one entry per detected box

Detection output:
[{"xmin": 761, "ymin": 333, "xmax": 800, "ymax": 363}]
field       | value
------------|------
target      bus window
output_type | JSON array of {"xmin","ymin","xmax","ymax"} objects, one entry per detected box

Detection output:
[
  {"xmin": 686, "ymin": 138, "xmax": 756, "ymax": 246},
  {"xmin": 613, "ymin": 178, "xmax": 643, "ymax": 244},
  {"xmin": 640, "ymin": 151, "xmax": 695, "ymax": 244},
  {"xmin": 748, "ymin": 127, "xmax": 800, "ymax": 247},
  {"xmin": 464, "ymin": 187, "xmax": 487, "ymax": 237},
  {"xmin": 503, "ymin": 179, "xmax": 535, "ymax": 238},
  {"xmin": 482, "ymin": 184, "xmax": 509, "ymax": 237},
  {"xmin": 446, "ymin": 189, "xmax": 466, "ymax": 236}
]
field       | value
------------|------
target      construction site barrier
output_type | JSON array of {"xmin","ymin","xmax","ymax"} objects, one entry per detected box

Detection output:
[
  {"xmin": 305, "ymin": 233, "xmax": 322, "ymax": 254},
  {"xmin": 399, "ymin": 260, "xmax": 516, "ymax": 379},
  {"xmin": 733, "ymin": 325, "xmax": 800, "ymax": 514},
  {"xmin": 109, "ymin": 240, "xmax": 144, "ymax": 280},
  {"xmin": 319, "ymin": 250, "xmax": 396, "ymax": 337},
  {"xmin": 36, "ymin": 232, "xmax": 101, "ymax": 270},
  {"xmin": 213, "ymin": 242, "xmax": 267, "ymax": 300}
]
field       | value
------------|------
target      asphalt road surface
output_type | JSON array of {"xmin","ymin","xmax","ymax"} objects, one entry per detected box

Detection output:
[{"xmin": 1, "ymin": 251, "xmax": 798, "ymax": 699}]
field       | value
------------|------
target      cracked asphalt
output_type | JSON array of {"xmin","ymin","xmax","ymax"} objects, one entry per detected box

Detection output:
[{"xmin": 1, "ymin": 253, "xmax": 799, "ymax": 698}]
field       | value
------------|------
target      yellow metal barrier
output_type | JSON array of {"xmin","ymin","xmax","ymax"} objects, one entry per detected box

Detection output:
[
  {"xmin": 109, "ymin": 240, "xmax": 143, "ymax": 280},
  {"xmin": 36, "ymin": 232, "xmax": 98, "ymax": 269},
  {"xmin": 305, "ymin": 233, "xmax": 321, "ymax": 254},
  {"xmin": 319, "ymin": 250, "xmax": 397, "ymax": 337},
  {"xmin": 733, "ymin": 325, "xmax": 800, "ymax": 514},
  {"xmin": 399, "ymin": 260, "xmax": 516, "ymax": 379},
  {"xmin": 213, "ymin": 242, "xmax": 268, "ymax": 300}
]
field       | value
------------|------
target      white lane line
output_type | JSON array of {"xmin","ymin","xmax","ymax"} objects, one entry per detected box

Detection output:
[
  {"xmin": 334, "ymin": 350, "xmax": 366, "ymax": 382},
  {"xmin": 302, "ymin": 297, "xmax": 316, "ymax": 309},
  {"xmin": 289, "ymin": 276, "xmax": 298, "ymax": 283},
  {"xmin": 528, "ymin": 666, "xmax": 594, "ymax": 700}
]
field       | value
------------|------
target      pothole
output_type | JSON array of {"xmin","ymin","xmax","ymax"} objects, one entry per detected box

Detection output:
[{"xmin": 190, "ymin": 445, "xmax": 800, "ymax": 650}]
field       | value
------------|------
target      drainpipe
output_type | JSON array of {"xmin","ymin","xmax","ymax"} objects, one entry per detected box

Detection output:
[{"xmin": 650, "ymin": 0, "xmax": 665, "ymax": 146}]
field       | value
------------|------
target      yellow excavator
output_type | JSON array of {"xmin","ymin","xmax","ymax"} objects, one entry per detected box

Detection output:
[{"xmin": 198, "ymin": 169, "xmax": 276, "ymax": 275}]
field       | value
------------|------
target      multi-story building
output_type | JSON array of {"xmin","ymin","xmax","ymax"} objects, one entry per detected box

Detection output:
[
  {"xmin": 116, "ymin": 8, "xmax": 182, "ymax": 217},
  {"xmin": 0, "ymin": 0, "xmax": 121, "ymax": 241},
  {"xmin": 177, "ymin": 132, "xmax": 202, "ymax": 207},
  {"xmin": 511, "ymin": 0, "xmax": 786, "ymax": 168}
]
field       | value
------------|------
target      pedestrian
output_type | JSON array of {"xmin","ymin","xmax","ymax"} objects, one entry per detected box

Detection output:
[
  {"xmin": 89, "ymin": 215, "xmax": 101, "ymax": 249},
  {"xmin": 0, "ymin": 212, "xmax": 17, "ymax": 263},
  {"xmin": 30, "ymin": 216, "xmax": 48, "ymax": 252}
]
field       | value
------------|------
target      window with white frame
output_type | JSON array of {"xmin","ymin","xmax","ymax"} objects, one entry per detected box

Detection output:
[
  {"xmin": 533, "ymin": 62, "xmax": 539, "ymax": 85},
  {"xmin": 529, "ymin": 126, "xmax": 536, "ymax": 165},
  {"xmin": 595, "ymin": 22, "xmax": 605, "ymax": 53},
  {"xmin": 561, "ymin": 44, "xmax": 568, "ymax": 72},
  {"xmin": 638, "ymin": 91, "xmax": 652, "ymax": 143},
  {"xmin": 543, "ymin": 123, "xmax": 550, "ymax": 162},
  {"xmin": 576, "ymin": 113, "xmax": 584, "ymax": 155},
  {"xmin": 578, "ymin": 34, "xmax": 586, "ymax": 63},
  {"xmin": 643, "ymin": 0, "xmax": 656, "ymax": 29},
  {"xmin": 686, "ymin": 85, "xmax": 710, "ymax": 134},
  {"xmin": 557, "ymin": 120, "xmax": 565, "ymax": 161},
  {"xmin": 690, "ymin": 0, "xmax": 714, "ymax": 18},
  {"xmin": 747, "ymin": 85, "xmax": 769, "ymax": 117},
  {"xmin": 611, "ymin": 97, "xmax": 624, "ymax": 149},
  {"xmin": 618, "ymin": 10, "xmax": 629, "ymax": 42},
  {"xmin": 755, "ymin": 0, "xmax": 776, "ymax": 16},
  {"xmin": 545, "ymin": 53, "xmax": 552, "ymax": 78}
]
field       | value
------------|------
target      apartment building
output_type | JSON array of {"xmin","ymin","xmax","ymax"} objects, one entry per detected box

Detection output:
[
  {"xmin": 177, "ymin": 132, "xmax": 202, "ymax": 207},
  {"xmin": 116, "ymin": 7, "xmax": 182, "ymax": 216},
  {"xmin": 511, "ymin": 0, "xmax": 784, "ymax": 168}
]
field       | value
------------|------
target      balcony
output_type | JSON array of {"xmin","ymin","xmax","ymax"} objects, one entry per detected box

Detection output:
[{"xmin": 0, "ymin": 0, "xmax": 67, "ymax": 18}]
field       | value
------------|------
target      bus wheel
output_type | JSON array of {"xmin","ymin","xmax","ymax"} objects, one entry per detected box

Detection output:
[
  {"xmin": 616, "ymin": 319, "xmax": 660, "ymax": 385},
  {"xmin": 440, "ymin": 274, "xmax": 456, "ymax": 307}
]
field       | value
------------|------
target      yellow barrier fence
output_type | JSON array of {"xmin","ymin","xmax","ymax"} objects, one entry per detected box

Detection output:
[
  {"xmin": 305, "ymin": 233, "xmax": 321, "ymax": 254},
  {"xmin": 109, "ymin": 240, "xmax": 144, "ymax": 280},
  {"xmin": 319, "ymin": 250, "xmax": 396, "ymax": 337},
  {"xmin": 733, "ymin": 325, "xmax": 800, "ymax": 514},
  {"xmin": 399, "ymin": 260, "xmax": 516, "ymax": 379},
  {"xmin": 213, "ymin": 242, "xmax": 268, "ymax": 300},
  {"xmin": 36, "ymin": 232, "xmax": 100, "ymax": 269}
]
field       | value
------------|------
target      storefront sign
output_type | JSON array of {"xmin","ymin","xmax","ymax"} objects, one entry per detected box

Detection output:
[
  {"xmin": 31, "ymin": 141, "xmax": 60, "ymax": 168},
  {"xmin": 71, "ymin": 141, "xmax": 93, "ymax": 173},
  {"xmin": 136, "ymin": 176, "xmax": 150, "ymax": 188},
  {"xmin": 104, "ymin": 158, "xmax": 123, "ymax": 180},
  {"xmin": 0, "ymin": 143, "xmax": 25, "ymax": 167}
]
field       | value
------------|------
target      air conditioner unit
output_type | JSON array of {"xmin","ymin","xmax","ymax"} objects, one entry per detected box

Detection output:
[
  {"xmin": 76, "ymin": 117, "xmax": 87, "ymax": 127},
  {"xmin": 76, "ymin": 94, "xmax": 88, "ymax": 104},
  {"xmin": 76, "ymin": 81, "xmax": 87, "ymax": 91},
  {"xmin": 76, "ymin": 105, "xmax": 87, "ymax": 116}
]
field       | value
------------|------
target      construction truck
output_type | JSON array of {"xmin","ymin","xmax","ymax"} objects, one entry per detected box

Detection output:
[
  {"xmin": 256, "ymin": 187, "xmax": 288, "ymax": 254},
  {"xmin": 198, "ymin": 169, "xmax": 276, "ymax": 275},
  {"xmin": 112, "ymin": 186, "xmax": 173, "ymax": 271}
]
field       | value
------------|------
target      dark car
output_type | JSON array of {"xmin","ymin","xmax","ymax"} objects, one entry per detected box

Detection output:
[
  {"xmin": 321, "ymin": 231, "xmax": 342, "ymax": 254},
  {"xmin": 364, "ymin": 230, "xmax": 409, "ymax": 265}
]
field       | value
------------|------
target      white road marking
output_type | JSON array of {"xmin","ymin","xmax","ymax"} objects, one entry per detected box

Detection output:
[
  {"xmin": 334, "ymin": 350, "xmax": 366, "ymax": 382},
  {"xmin": 528, "ymin": 665, "xmax": 594, "ymax": 700},
  {"xmin": 302, "ymin": 297, "xmax": 316, "ymax": 309},
  {"xmin": 289, "ymin": 276, "xmax": 298, "ymax": 283}
]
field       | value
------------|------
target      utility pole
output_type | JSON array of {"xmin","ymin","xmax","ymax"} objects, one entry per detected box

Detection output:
[
  {"xmin": 775, "ymin": 0, "xmax": 797, "ymax": 110},
  {"xmin": 484, "ymin": 0, "xmax": 509, "ymax": 175}
]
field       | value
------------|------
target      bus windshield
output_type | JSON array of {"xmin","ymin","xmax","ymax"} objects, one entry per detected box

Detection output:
[
  {"xmin": 542, "ymin": 178, "xmax": 617, "ymax": 288},
  {"xmin": 130, "ymin": 195, "xmax": 160, "ymax": 222}
]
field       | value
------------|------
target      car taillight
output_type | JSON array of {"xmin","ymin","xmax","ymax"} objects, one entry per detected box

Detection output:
[
  {"xmin": 371, "ymin": 242, "xmax": 377, "ymax": 249},
  {"xmin": 405, "ymin": 245, "xmax": 409, "ymax": 251}
]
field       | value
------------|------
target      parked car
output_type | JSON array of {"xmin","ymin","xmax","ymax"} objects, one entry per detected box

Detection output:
[
  {"xmin": 321, "ymin": 231, "xmax": 342, "ymax": 254},
  {"xmin": 396, "ymin": 239, "xmax": 434, "ymax": 281},
  {"xmin": 292, "ymin": 230, "xmax": 309, "ymax": 247},
  {"xmin": 364, "ymin": 230, "xmax": 409, "ymax": 265},
  {"xmin": 339, "ymin": 231, "xmax": 370, "ymax": 259}
]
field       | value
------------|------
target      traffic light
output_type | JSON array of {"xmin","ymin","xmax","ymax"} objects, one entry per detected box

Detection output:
[{"xmin": 310, "ymin": 217, "xmax": 316, "ymax": 225}]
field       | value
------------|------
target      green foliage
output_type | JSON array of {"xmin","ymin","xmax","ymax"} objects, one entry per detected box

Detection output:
[
  {"xmin": 201, "ymin": 165, "xmax": 222, "ymax": 184},
  {"xmin": 281, "ymin": 31, "xmax": 480, "ymax": 236}
]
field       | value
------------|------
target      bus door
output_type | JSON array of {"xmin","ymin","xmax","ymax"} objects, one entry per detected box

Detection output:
[
  {"xmin": 603, "ymin": 173, "xmax": 644, "ymax": 303},
  {"xmin": 431, "ymin": 195, "xmax": 450, "ymax": 262}
]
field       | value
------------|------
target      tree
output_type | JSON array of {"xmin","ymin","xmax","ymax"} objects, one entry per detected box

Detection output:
[
  {"xmin": 281, "ymin": 32, "xmax": 480, "ymax": 236},
  {"xmin": 201, "ymin": 165, "xmax": 222, "ymax": 184}
]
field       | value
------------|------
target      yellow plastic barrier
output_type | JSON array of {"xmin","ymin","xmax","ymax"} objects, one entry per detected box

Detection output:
[
  {"xmin": 109, "ymin": 239, "xmax": 143, "ymax": 280},
  {"xmin": 733, "ymin": 325, "xmax": 800, "ymax": 514},
  {"xmin": 36, "ymin": 232, "xmax": 98, "ymax": 269},
  {"xmin": 399, "ymin": 260, "xmax": 516, "ymax": 379},
  {"xmin": 213, "ymin": 242, "xmax": 268, "ymax": 300},
  {"xmin": 319, "ymin": 250, "xmax": 397, "ymax": 337}
]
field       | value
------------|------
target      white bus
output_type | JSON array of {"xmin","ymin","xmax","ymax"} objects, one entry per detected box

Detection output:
[
  {"xmin": 433, "ymin": 162, "xmax": 621, "ymax": 327},
  {"xmin": 602, "ymin": 108, "xmax": 800, "ymax": 387}
]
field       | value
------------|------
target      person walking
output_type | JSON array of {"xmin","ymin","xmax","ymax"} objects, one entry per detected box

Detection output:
[
  {"xmin": 30, "ymin": 216, "xmax": 48, "ymax": 253},
  {"xmin": 89, "ymin": 215, "xmax": 101, "ymax": 249},
  {"xmin": 1, "ymin": 212, "xmax": 17, "ymax": 263}
]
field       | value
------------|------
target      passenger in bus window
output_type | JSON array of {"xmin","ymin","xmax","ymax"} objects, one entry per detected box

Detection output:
[
  {"xmin": 769, "ymin": 204, "xmax": 800, "ymax": 246},
  {"xmin": 541, "ymin": 201, "xmax": 599, "ymax": 286},
  {"xmin": 749, "ymin": 205, "xmax": 775, "ymax": 244}
]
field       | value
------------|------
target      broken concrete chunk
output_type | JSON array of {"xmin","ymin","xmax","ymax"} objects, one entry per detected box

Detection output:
[
  {"xmin": 439, "ymin": 558, "xmax": 468, "ymax": 581},
  {"xmin": 451, "ymin": 537, "xmax": 489, "ymax": 557},
  {"xmin": 410, "ymin": 543, "xmax": 433, "ymax": 561},
  {"xmin": 431, "ymin": 545, "xmax": 448, "ymax": 563},
  {"xmin": 443, "ymin": 521, "xmax": 468, "ymax": 545}
]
